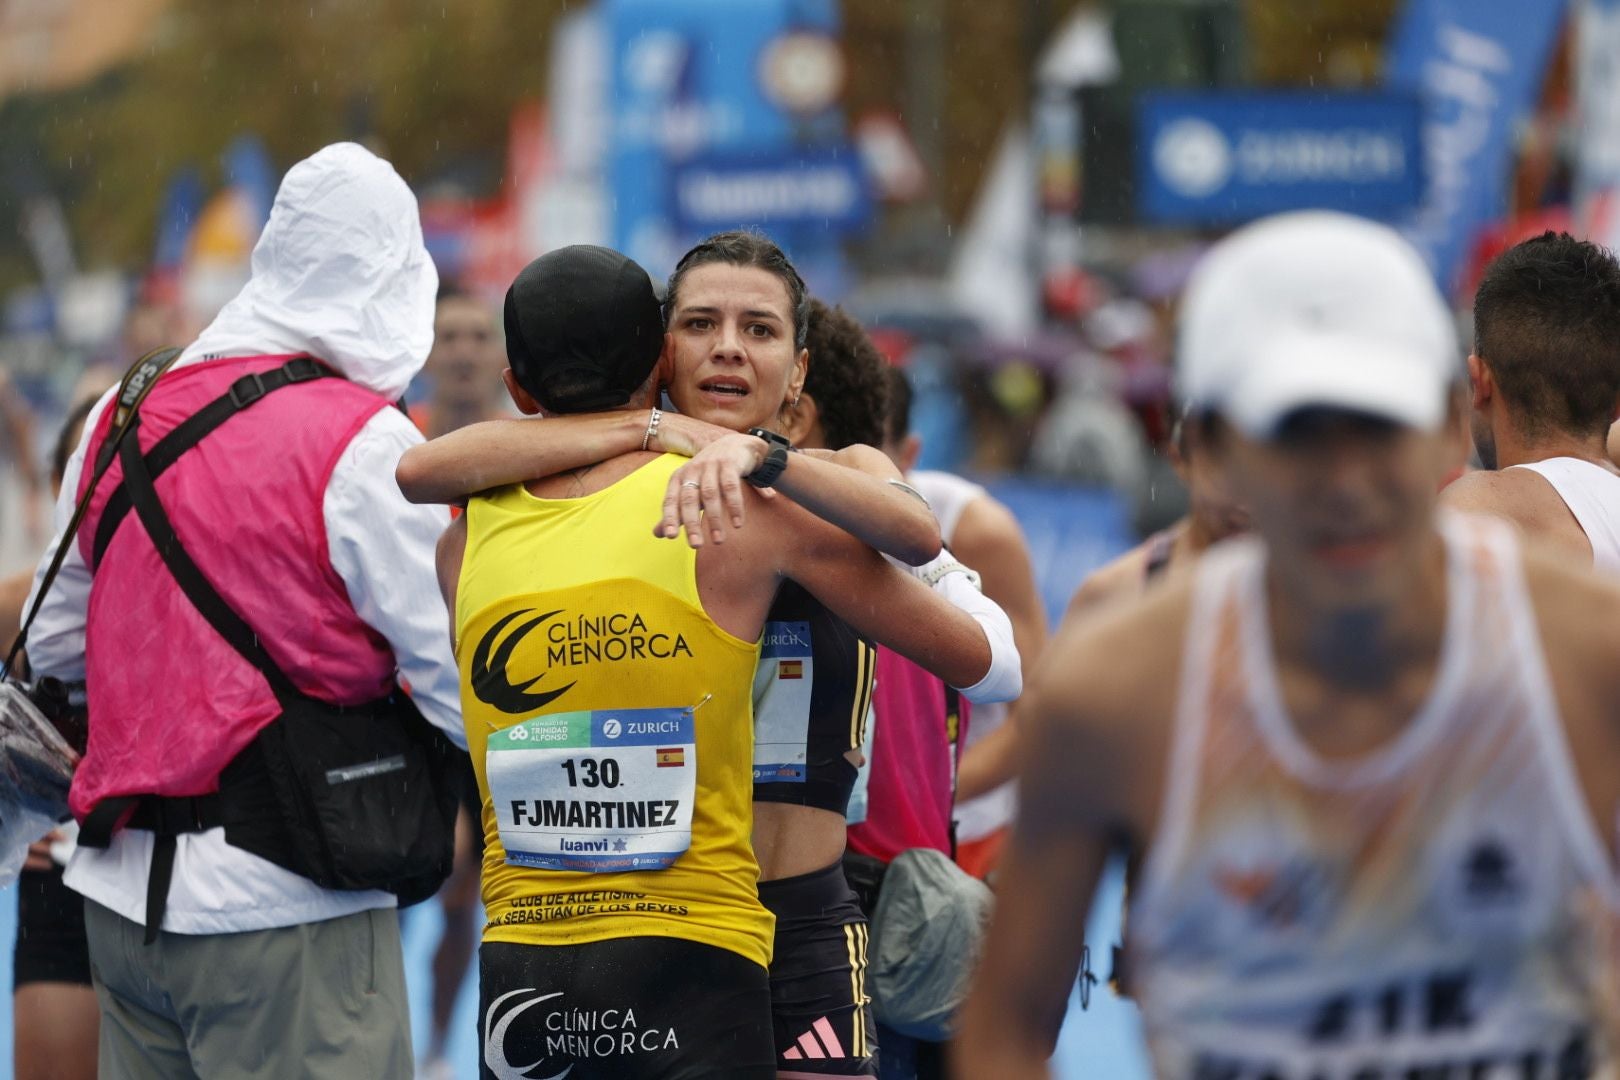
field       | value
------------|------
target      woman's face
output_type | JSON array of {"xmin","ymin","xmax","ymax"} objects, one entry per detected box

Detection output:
[{"xmin": 665, "ymin": 262, "xmax": 808, "ymax": 433}]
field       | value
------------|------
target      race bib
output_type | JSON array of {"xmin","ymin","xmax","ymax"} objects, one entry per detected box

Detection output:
[
  {"xmin": 485, "ymin": 706, "xmax": 696, "ymax": 873},
  {"xmin": 752, "ymin": 620, "xmax": 813, "ymax": 782}
]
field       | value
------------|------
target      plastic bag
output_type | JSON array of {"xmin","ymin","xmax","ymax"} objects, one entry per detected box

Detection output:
[
  {"xmin": 869, "ymin": 847, "xmax": 995, "ymax": 1041},
  {"xmin": 0, "ymin": 681, "xmax": 79, "ymax": 889}
]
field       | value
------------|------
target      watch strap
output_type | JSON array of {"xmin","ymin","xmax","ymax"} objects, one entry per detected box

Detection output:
[{"xmin": 747, "ymin": 443, "xmax": 790, "ymax": 488}]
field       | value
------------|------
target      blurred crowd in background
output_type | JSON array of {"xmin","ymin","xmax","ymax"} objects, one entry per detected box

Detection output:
[{"xmin": 0, "ymin": 0, "xmax": 1605, "ymax": 571}]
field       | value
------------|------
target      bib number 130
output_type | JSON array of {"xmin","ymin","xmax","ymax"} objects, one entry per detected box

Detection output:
[
  {"xmin": 485, "ymin": 706, "xmax": 697, "ymax": 873},
  {"xmin": 561, "ymin": 757, "xmax": 621, "ymax": 789}
]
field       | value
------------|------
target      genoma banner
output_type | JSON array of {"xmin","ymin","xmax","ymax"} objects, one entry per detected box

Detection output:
[{"xmin": 1136, "ymin": 91, "xmax": 1425, "ymax": 225}]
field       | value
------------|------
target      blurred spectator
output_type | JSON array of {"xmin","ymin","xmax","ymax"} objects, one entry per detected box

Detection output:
[
  {"xmin": 0, "ymin": 370, "xmax": 46, "ymax": 576},
  {"xmin": 1027, "ymin": 358, "xmax": 1150, "ymax": 499},
  {"xmin": 411, "ymin": 283, "xmax": 513, "ymax": 439}
]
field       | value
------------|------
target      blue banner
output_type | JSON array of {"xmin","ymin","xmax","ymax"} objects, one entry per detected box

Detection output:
[
  {"xmin": 603, "ymin": 0, "xmax": 842, "ymax": 279},
  {"xmin": 1385, "ymin": 0, "xmax": 1569, "ymax": 291},
  {"xmin": 1136, "ymin": 92, "xmax": 1424, "ymax": 225},
  {"xmin": 671, "ymin": 149, "xmax": 871, "ymax": 233},
  {"xmin": 980, "ymin": 479, "xmax": 1136, "ymax": 626}
]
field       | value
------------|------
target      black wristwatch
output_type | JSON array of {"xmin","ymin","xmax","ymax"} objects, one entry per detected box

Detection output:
[{"xmin": 746, "ymin": 428, "xmax": 793, "ymax": 488}]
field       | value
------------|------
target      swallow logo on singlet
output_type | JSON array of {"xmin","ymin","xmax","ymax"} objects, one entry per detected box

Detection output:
[
  {"xmin": 473, "ymin": 610, "xmax": 577, "ymax": 715},
  {"xmin": 483, "ymin": 989, "xmax": 572, "ymax": 1080}
]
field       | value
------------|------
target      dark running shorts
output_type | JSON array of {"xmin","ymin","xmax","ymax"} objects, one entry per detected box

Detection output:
[
  {"xmin": 761, "ymin": 861, "xmax": 877, "ymax": 1077},
  {"xmin": 14, "ymin": 862, "xmax": 91, "ymax": 989},
  {"xmin": 479, "ymin": 935, "xmax": 774, "ymax": 1080}
]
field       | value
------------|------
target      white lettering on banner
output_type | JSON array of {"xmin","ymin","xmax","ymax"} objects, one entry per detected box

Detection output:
[
  {"xmin": 1234, "ymin": 131, "xmax": 1406, "ymax": 184},
  {"xmin": 679, "ymin": 169, "xmax": 860, "ymax": 222},
  {"xmin": 1406, "ymin": 23, "xmax": 1512, "ymax": 267},
  {"xmin": 1154, "ymin": 118, "xmax": 1409, "ymax": 197}
]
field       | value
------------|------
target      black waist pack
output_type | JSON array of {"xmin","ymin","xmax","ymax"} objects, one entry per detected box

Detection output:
[
  {"xmin": 77, "ymin": 357, "xmax": 459, "ymax": 942},
  {"xmin": 221, "ymin": 686, "xmax": 457, "ymax": 907}
]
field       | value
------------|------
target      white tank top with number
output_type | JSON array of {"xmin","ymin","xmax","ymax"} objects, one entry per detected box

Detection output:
[
  {"xmin": 1510, "ymin": 457, "xmax": 1620, "ymax": 575},
  {"xmin": 911, "ymin": 469, "xmax": 1015, "ymax": 843},
  {"xmin": 1129, "ymin": 514, "xmax": 1620, "ymax": 1080}
]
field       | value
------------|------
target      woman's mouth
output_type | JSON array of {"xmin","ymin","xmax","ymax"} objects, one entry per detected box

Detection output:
[{"xmin": 697, "ymin": 377, "xmax": 750, "ymax": 400}]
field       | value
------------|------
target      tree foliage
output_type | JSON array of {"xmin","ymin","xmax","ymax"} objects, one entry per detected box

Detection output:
[
  {"xmin": 0, "ymin": 0, "xmax": 1401, "ymax": 290},
  {"xmin": 0, "ymin": 0, "xmax": 569, "ymax": 287}
]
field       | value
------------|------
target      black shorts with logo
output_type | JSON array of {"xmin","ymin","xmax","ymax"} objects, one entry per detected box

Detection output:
[
  {"xmin": 761, "ymin": 861, "xmax": 877, "ymax": 1077},
  {"xmin": 14, "ymin": 862, "xmax": 92, "ymax": 988},
  {"xmin": 479, "ymin": 935, "xmax": 774, "ymax": 1080}
]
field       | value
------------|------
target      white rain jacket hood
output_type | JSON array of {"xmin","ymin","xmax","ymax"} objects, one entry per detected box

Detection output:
[{"xmin": 179, "ymin": 142, "xmax": 437, "ymax": 400}]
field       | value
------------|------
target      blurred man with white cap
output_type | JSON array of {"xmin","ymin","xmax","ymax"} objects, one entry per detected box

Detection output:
[
  {"xmin": 957, "ymin": 211, "xmax": 1620, "ymax": 1078},
  {"xmin": 23, "ymin": 142, "xmax": 463, "ymax": 1078}
]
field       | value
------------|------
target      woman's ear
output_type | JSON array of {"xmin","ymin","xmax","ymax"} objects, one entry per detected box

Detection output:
[
  {"xmin": 787, "ymin": 346, "xmax": 809, "ymax": 406},
  {"xmin": 781, "ymin": 392, "xmax": 821, "ymax": 445}
]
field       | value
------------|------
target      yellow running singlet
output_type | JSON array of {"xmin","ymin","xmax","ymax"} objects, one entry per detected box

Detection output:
[{"xmin": 455, "ymin": 454, "xmax": 771, "ymax": 968}]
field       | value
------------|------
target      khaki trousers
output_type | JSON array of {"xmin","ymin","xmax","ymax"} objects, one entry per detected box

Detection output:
[{"xmin": 84, "ymin": 900, "xmax": 412, "ymax": 1079}]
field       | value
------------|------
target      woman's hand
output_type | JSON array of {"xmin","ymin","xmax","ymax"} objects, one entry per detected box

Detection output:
[
  {"xmin": 655, "ymin": 433, "xmax": 776, "ymax": 547},
  {"xmin": 650, "ymin": 411, "xmax": 735, "ymax": 458}
]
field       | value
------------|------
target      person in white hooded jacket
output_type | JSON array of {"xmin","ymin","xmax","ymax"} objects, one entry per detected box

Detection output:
[{"xmin": 22, "ymin": 142, "xmax": 462, "ymax": 1078}]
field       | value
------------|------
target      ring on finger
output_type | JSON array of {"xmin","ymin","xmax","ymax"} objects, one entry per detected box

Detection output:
[{"xmin": 682, "ymin": 481, "xmax": 701, "ymax": 489}]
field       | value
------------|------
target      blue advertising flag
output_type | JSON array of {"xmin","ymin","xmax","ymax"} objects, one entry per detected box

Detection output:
[
  {"xmin": 979, "ymin": 478, "xmax": 1135, "ymax": 626},
  {"xmin": 1384, "ymin": 0, "xmax": 1569, "ymax": 292},
  {"xmin": 153, "ymin": 168, "xmax": 204, "ymax": 271},
  {"xmin": 223, "ymin": 136, "xmax": 278, "ymax": 231}
]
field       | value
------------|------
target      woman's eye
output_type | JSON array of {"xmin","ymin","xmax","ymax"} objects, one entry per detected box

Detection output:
[
  {"xmin": 747, "ymin": 324, "xmax": 772, "ymax": 338},
  {"xmin": 687, "ymin": 318, "xmax": 712, "ymax": 331}
]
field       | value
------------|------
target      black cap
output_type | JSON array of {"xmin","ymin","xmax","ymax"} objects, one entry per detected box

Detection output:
[{"xmin": 503, "ymin": 246, "xmax": 665, "ymax": 413}]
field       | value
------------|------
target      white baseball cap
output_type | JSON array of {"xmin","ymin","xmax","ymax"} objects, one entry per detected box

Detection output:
[{"xmin": 1177, "ymin": 211, "xmax": 1459, "ymax": 438}]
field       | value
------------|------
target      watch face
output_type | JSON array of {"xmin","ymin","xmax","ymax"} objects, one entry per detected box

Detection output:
[{"xmin": 750, "ymin": 427, "xmax": 792, "ymax": 450}]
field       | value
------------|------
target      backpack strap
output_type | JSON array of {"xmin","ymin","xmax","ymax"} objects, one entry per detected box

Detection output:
[
  {"xmin": 2, "ymin": 346, "xmax": 184, "ymax": 682},
  {"xmin": 118, "ymin": 419, "xmax": 305, "ymax": 702},
  {"xmin": 91, "ymin": 356, "xmax": 328, "ymax": 568},
  {"xmin": 109, "ymin": 356, "xmax": 335, "ymax": 698}
]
